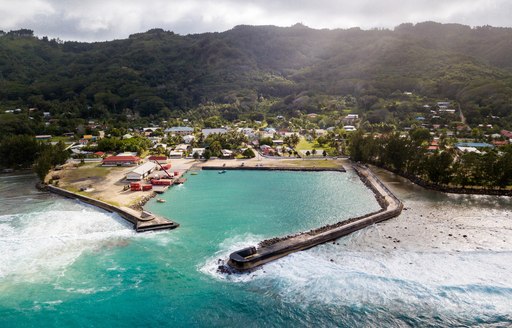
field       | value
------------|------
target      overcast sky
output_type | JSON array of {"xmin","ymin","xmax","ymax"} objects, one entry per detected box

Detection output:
[{"xmin": 1, "ymin": 0, "xmax": 511, "ymax": 41}]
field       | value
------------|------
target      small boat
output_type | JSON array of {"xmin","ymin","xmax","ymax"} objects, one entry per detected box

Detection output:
[
  {"xmin": 218, "ymin": 170, "xmax": 226, "ymax": 174},
  {"xmin": 157, "ymin": 199, "xmax": 166, "ymax": 203}
]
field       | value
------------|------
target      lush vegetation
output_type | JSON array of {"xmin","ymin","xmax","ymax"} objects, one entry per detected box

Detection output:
[
  {"xmin": 349, "ymin": 129, "xmax": 512, "ymax": 189},
  {"xmin": 1, "ymin": 22, "xmax": 512, "ymax": 140}
]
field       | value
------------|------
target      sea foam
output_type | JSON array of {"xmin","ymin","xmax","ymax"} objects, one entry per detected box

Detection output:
[{"xmin": 0, "ymin": 201, "xmax": 136, "ymax": 284}]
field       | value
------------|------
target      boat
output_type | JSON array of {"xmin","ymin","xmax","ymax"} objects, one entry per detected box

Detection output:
[
  {"xmin": 191, "ymin": 172, "xmax": 198, "ymax": 175},
  {"xmin": 218, "ymin": 170, "xmax": 226, "ymax": 174},
  {"xmin": 157, "ymin": 198, "xmax": 166, "ymax": 203}
]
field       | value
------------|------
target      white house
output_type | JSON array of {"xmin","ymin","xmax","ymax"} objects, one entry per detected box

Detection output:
[
  {"xmin": 191, "ymin": 148, "xmax": 205, "ymax": 157},
  {"xmin": 202, "ymin": 128, "xmax": 227, "ymax": 137},
  {"xmin": 126, "ymin": 162, "xmax": 157, "ymax": 181}
]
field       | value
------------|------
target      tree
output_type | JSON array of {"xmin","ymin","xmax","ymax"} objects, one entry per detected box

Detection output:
[
  {"xmin": 322, "ymin": 150, "xmax": 327, "ymax": 157},
  {"xmin": 209, "ymin": 141, "xmax": 222, "ymax": 157},
  {"xmin": 193, "ymin": 152, "xmax": 200, "ymax": 160},
  {"xmin": 305, "ymin": 150, "xmax": 311, "ymax": 157},
  {"xmin": 203, "ymin": 149, "xmax": 212, "ymax": 160},
  {"xmin": 33, "ymin": 151, "xmax": 52, "ymax": 182},
  {"xmin": 242, "ymin": 148, "xmax": 255, "ymax": 158},
  {"xmin": 312, "ymin": 149, "xmax": 317, "ymax": 156}
]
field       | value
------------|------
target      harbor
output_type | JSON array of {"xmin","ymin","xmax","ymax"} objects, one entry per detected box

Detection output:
[{"xmin": 227, "ymin": 164, "xmax": 403, "ymax": 271}]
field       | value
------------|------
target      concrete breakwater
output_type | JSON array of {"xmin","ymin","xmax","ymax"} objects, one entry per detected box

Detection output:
[
  {"xmin": 202, "ymin": 165, "xmax": 346, "ymax": 172},
  {"xmin": 46, "ymin": 185, "xmax": 179, "ymax": 232},
  {"xmin": 227, "ymin": 164, "xmax": 403, "ymax": 271}
]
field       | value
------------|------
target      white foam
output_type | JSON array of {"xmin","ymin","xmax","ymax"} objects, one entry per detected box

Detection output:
[
  {"xmin": 199, "ymin": 233, "xmax": 265, "ymax": 282},
  {"xmin": 0, "ymin": 205, "xmax": 136, "ymax": 284},
  {"xmin": 243, "ymin": 246, "xmax": 512, "ymax": 315}
]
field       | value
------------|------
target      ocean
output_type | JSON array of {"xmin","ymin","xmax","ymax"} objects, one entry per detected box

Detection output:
[{"xmin": 0, "ymin": 170, "xmax": 511, "ymax": 327}]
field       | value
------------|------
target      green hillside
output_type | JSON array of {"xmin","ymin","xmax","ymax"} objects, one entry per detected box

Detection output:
[{"xmin": 1, "ymin": 22, "xmax": 512, "ymax": 134}]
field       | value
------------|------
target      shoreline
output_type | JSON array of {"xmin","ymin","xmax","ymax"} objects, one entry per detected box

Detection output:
[
  {"xmin": 369, "ymin": 164, "xmax": 512, "ymax": 197},
  {"xmin": 44, "ymin": 184, "xmax": 179, "ymax": 232}
]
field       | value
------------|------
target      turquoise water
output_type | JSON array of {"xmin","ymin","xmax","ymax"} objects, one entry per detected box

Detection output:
[{"xmin": 1, "ymin": 171, "xmax": 511, "ymax": 327}]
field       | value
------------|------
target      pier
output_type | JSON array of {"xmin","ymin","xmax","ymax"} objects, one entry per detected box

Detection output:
[
  {"xmin": 47, "ymin": 185, "xmax": 179, "ymax": 232},
  {"xmin": 227, "ymin": 164, "xmax": 403, "ymax": 271}
]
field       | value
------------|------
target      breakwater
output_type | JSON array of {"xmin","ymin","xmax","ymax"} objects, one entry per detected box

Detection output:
[
  {"xmin": 227, "ymin": 164, "xmax": 403, "ymax": 271},
  {"xmin": 46, "ymin": 185, "xmax": 179, "ymax": 232},
  {"xmin": 202, "ymin": 165, "xmax": 345, "ymax": 172}
]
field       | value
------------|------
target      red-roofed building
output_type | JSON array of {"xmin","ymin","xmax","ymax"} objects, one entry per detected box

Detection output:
[
  {"xmin": 501, "ymin": 130, "xmax": 512, "ymax": 139},
  {"xmin": 102, "ymin": 156, "xmax": 140, "ymax": 166},
  {"xmin": 147, "ymin": 155, "xmax": 168, "ymax": 164},
  {"xmin": 492, "ymin": 140, "xmax": 509, "ymax": 147}
]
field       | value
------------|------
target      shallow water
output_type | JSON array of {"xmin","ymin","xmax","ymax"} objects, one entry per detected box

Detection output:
[{"xmin": 0, "ymin": 171, "xmax": 511, "ymax": 327}]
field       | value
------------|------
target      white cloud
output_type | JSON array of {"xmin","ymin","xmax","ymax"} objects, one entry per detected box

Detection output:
[{"xmin": 0, "ymin": 0, "xmax": 511, "ymax": 41}]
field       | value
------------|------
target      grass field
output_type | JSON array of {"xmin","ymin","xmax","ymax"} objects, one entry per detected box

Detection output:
[
  {"xmin": 295, "ymin": 137, "xmax": 323, "ymax": 151},
  {"xmin": 279, "ymin": 159, "xmax": 344, "ymax": 169}
]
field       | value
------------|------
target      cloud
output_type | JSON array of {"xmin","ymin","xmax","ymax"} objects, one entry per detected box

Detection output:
[{"xmin": 0, "ymin": 0, "xmax": 511, "ymax": 41}]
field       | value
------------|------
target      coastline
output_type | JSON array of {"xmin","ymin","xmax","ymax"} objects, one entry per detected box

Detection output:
[
  {"xmin": 369, "ymin": 164, "xmax": 512, "ymax": 197},
  {"xmin": 45, "ymin": 184, "xmax": 179, "ymax": 232}
]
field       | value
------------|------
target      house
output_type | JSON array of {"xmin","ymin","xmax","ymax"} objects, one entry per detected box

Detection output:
[
  {"xmin": 122, "ymin": 134, "xmax": 133, "ymax": 140},
  {"xmin": 501, "ymin": 130, "xmax": 512, "ymax": 139},
  {"xmin": 191, "ymin": 148, "xmax": 205, "ymax": 157},
  {"xmin": 147, "ymin": 155, "xmax": 168, "ymax": 164},
  {"xmin": 117, "ymin": 152, "xmax": 138, "ymax": 157},
  {"xmin": 102, "ymin": 156, "xmax": 140, "ymax": 166},
  {"xmin": 492, "ymin": 140, "xmax": 509, "ymax": 147},
  {"xmin": 343, "ymin": 114, "xmax": 359, "ymax": 125},
  {"xmin": 456, "ymin": 146, "xmax": 481, "ymax": 154},
  {"xmin": 165, "ymin": 126, "xmax": 194, "ymax": 136},
  {"xmin": 343, "ymin": 125, "xmax": 357, "ymax": 131},
  {"xmin": 202, "ymin": 128, "xmax": 227, "ymax": 137},
  {"xmin": 175, "ymin": 144, "xmax": 189, "ymax": 152},
  {"xmin": 220, "ymin": 149, "xmax": 234, "ymax": 158},
  {"xmin": 183, "ymin": 135, "xmax": 195, "ymax": 144},
  {"xmin": 126, "ymin": 162, "xmax": 157, "ymax": 181},
  {"xmin": 169, "ymin": 151, "xmax": 183, "ymax": 159},
  {"xmin": 35, "ymin": 135, "xmax": 52, "ymax": 140},
  {"xmin": 454, "ymin": 142, "xmax": 494, "ymax": 149},
  {"xmin": 260, "ymin": 144, "xmax": 272, "ymax": 155}
]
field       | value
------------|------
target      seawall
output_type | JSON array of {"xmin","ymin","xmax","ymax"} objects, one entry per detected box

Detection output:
[
  {"xmin": 46, "ymin": 185, "xmax": 179, "ymax": 232},
  {"xmin": 202, "ymin": 165, "xmax": 346, "ymax": 172},
  {"xmin": 227, "ymin": 164, "xmax": 403, "ymax": 271}
]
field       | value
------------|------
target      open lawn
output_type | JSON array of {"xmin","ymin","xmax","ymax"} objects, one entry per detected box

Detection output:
[
  {"xmin": 279, "ymin": 159, "xmax": 345, "ymax": 169},
  {"xmin": 295, "ymin": 137, "xmax": 321, "ymax": 151}
]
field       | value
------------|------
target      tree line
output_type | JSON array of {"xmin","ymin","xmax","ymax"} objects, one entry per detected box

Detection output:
[{"xmin": 349, "ymin": 129, "xmax": 512, "ymax": 189}]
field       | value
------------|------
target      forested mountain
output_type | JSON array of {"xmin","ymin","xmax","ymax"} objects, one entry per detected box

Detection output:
[{"xmin": 1, "ymin": 22, "xmax": 512, "ymax": 127}]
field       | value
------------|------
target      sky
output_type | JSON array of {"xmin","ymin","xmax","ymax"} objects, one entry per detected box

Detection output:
[{"xmin": 0, "ymin": 0, "xmax": 511, "ymax": 42}]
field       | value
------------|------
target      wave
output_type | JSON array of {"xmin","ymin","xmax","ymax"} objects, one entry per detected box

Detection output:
[{"xmin": 0, "ymin": 204, "xmax": 136, "ymax": 284}]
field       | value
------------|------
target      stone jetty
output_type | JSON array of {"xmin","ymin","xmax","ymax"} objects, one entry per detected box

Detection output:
[
  {"xmin": 46, "ymin": 185, "xmax": 179, "ymax": 232},
  {"xmin": 227, "ymin": 163, "xmax": 403, "ymax": 271}
]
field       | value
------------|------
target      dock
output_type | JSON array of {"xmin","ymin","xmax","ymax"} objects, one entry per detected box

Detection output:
[
  {"xmin": 46, "ymin": 185, "xmax": 179, "ymax": 232},
  {"xmin": 227, "ymin": 164, "xmax": 403, "ymax": 271}
]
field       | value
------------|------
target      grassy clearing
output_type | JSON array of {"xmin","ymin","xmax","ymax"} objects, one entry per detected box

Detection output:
[
  {"xmin": 295, "ymin": 137, "xmax": 323, "ymax": 151},
  {"xmin": 279, "ymin": 159, "xmax": 344, "ymax": 168}
]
